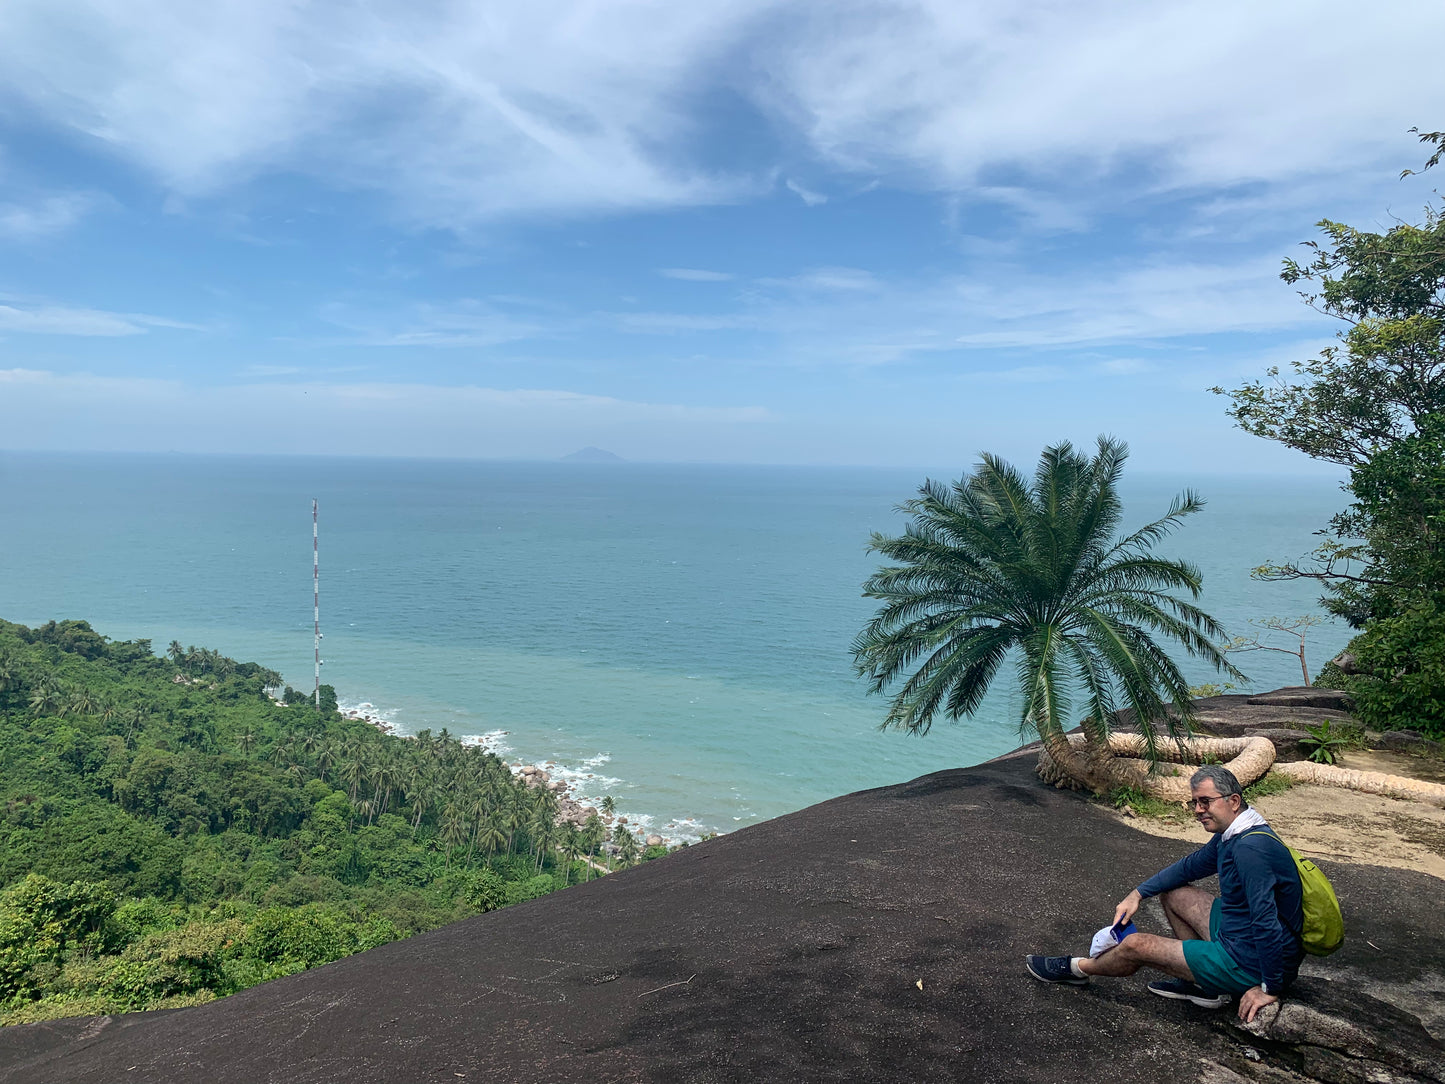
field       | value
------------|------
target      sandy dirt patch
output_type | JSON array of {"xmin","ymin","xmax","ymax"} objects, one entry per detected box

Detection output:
[
  {"xmin": 1337, "ymin": 748, "xmax": 1445, "ymax": 784},
  {"xmin": 1100, "ymin": 782, "xmax": 1445, "ymax": 882}
]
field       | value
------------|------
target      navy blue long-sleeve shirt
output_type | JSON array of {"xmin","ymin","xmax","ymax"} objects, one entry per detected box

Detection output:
[{"xmin": 1136, "ymin": 826, "xmax": 1304, "ymax": 993}]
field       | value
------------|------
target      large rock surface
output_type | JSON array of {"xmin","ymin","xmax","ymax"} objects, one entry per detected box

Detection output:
[
  {"xmin": 1, "ymin": 756, "xmax": 1440, "ymax": 1084},
  {"xmin": 1110, "ymin": 688, "xmax": 1359, "ymax": 739}
]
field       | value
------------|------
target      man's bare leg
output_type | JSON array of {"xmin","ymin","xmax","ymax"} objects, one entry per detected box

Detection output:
[
  {"xmin": 1159, "ymin": 886, "xmax": 1214, "ymax": 942},
  {"xmin": 1075, "ymin": 933, "xmax": 1193, "ymax": 981}
]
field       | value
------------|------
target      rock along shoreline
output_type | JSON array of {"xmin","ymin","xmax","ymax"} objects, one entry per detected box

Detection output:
[{"xmin": 340, "ymin": 703, "xmax": 671, "ymax": 848}]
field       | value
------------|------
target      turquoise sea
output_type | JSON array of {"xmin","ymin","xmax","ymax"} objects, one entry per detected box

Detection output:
[{"xmin": 0, "ymin": 452, "xmax": 1353, "ymax": 841}]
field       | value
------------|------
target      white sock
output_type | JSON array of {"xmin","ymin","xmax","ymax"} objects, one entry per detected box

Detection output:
[{"xmin": 1070, "ymin": 958, "xmax": 1087, "ymax": 979}]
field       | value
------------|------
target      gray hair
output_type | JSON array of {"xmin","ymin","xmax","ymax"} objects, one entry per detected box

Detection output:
[{"xmin": 1190, "ymin": 765, "xmax": 1245, "ymax": 805}]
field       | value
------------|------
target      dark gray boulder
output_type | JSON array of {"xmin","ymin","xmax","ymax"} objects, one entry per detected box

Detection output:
[
  {"xmin": 1246, "ymin": 689, "xmax": 1355, "ymax": 713},
  {"xmin": 1, "ymin": 756, "xmax": 1439, "ymax": 1084},
  {"xmin": 1108, "ymin": 687, "xmax": 1359, "ymax": 739},
  {"xmin": 1230, "ymin": 978, "xmax": 1444, "ymax": 1083},
  {"xmin": 1330, "ymin": 653, "xmax": 1359, "ymax": 676},
  {"xmin": 1244, "ymin": 728, "xmax": 1314, "ymax": 762},
  {"xmin": 1373, "ymin": 730, "xmax": 1440, "ymax": 755}
]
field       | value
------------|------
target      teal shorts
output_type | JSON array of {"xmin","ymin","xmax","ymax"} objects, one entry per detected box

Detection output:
[{"xmin": 1181, "ymin": 899, "xmax": 1259, "ymax": 997}]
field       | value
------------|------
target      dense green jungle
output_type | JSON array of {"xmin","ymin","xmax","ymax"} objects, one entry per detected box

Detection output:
[{"xmin": 0, "ymin": 617, "xmax": 661, "ymax": 1026}]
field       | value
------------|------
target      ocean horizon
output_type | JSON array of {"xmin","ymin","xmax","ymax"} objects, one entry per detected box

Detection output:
[{"xmin": 0, "ymin": 451, "xmax": 1354, "ymax": 841}]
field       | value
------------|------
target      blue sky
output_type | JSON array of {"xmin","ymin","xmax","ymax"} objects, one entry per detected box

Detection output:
[{"xmin": 0, "ymin": 0, "xmax": 1440, "ymax": 471}]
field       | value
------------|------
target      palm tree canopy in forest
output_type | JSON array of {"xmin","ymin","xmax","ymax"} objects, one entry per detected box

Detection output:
[{"xmin": 852, "ymin": 437, "xmax": 1245, "ymax": 790}]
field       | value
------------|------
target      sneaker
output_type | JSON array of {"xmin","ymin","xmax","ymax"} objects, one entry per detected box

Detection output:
[
  {"xmin": 1147, "ymin": 979, "xmax": 1230, "ymax": 1008},
  {"xmin": 1025, "ymin": 955, "xmax": 1088, "ymax": 986}
]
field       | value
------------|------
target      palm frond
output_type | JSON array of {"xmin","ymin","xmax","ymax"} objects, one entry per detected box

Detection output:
[{"xmin": 854, "ymin": 437, "xmax": 1247, "ymax": 766}]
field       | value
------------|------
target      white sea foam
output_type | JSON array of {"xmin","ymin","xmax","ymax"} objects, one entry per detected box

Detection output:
[
  {"xmin": 547, "ymin": 753, "xmax": 624, "ymax": 805},
  {"xmin": 459, "ymin": 730, "xmax": 512, "ymax": 756},
  {"xmin": 338, "ymin": 699, "xmax": 401, "ymax": 732},
  {"xmin": 493, "ymin": 750, "xmax": 720, "ymax": 846},
  {"xmin": 346, "ymin": 707, "xmax": 719, "ymax": 844},
  {"xmin": 340, "ymin": 698, "xmax": 394, "ymax": 720},
  {"xmin": 659, "ymin": 816, "xmax": 715, "ymax": 845}
]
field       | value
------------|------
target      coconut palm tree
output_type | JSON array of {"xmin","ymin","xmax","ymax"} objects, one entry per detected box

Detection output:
[
  {"xmin": 439, "ymin": 804, "xmax": 468, "ymax": 868},
  {"xmin": 340, "ymin": 752, "xmax": 368, "ymax": 803},
  {"xmin": 237, "ymin": 730, "xmax": 258, "ymax": 756},
  {"xmin": 478, "ymin": 815, "xmax": 507, "ymax": 858},
  {"xmin": 0, "ymin": 651, "xmax": 21, "ymax": 694},
  {"xmin": 28, "ymin": 684, "xmax": 58, "ymax": 716},
  {"xmin": 580, "ymin": 813, "xmax": 605, "ymax": 880},
  {"xmin": 559, "ymin": 825, "xmax": 581, "ymax": 887},
  {"xmin": 405, "ymin": 777, "xmax": 433, "ymax": 836},
  {"xmin": 371, "ymin": 751, "xmax": 402, "ymax": 816},
  {"xmin": 613, "ymin": 826, "xmax": 639, "ymax": 869},
  {"xmin": 527, "ymin": 808, "xmax": 555, "ymax": 873},
  {"xmin": 314, "ymin": 739, "xmax": 338, "ymax": 781},
  {"xmin": 353, "ymin": 796, "xmax": 377, "ymax": 827},
  {"xmin": 123, "ymin": 706, "xmax": 147, "ymax": 748},
  {"xmin": 853, "ymin": 437, "xmax": 1247, "ymax": 797}
]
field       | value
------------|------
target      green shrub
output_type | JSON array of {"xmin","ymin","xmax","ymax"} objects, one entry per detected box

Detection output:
[
  {"xmin": 238, "ymin": 904, "xmax": 398, "ymax": 976},
  {"xmin": 503, "ymin": 875, "xmax": 556, "ymax": 907},
  {"xmin": 109, "ymin": 897, "xmax": 183, "ymax": 945},
  {"xmin": 462, "ymin": 869, "xmax": 507, "ymax": 913},
  {"xmin": 1312, "ymin": 658, "xmax": 1355, "ymax": 691},
  {"xmin": 99, "ymin": 919, "xmax": 245, "ymax": 1008},
  {"xmin": 1188, "ymin": 683, "xmax": 1240, "ymax": 698},
  {"xmin": 1105, "ymin": 787, "xmax": 1188, "ymax": 822},
  {"xmin": 260, "ymin": 875, "xmax": 348, "ymax": 909},
  {"xmin": 1299, "ymin": 721, "xmax": 1352, "ymax": 764},
  {"xmin": 1243, "ymin": 772, "xmax": 1295, "ymax": 801},
  {"xmin": 0, "ymin": 875, "xmax": 117, "ymax": 1002},
  {"xmin": 1350, "ymin": 597, "xmax": 1445, "ymax": 740}
]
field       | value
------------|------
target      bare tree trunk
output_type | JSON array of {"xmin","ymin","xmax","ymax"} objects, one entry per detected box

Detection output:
[
  {"xmin": 1036, "ymin": 733, "xmax": 1276, "ymax": 799},
  {"xmin": 1273, "ymin": 760, "xmax": 1445, "ymax": 807}
]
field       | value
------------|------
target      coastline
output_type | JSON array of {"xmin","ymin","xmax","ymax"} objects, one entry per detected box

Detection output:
[{"xmin": 340, "ymin": 701, "xmax": 678, "ymax": 847}]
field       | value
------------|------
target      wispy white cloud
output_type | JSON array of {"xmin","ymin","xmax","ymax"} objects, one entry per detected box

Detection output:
[
  {"xmin": 0, "ymin": 368, "xmax": 773, "ymax": 458},
  {"xmin": 607, "ymin": 256, "xmax": 1316, "ymax": 364},
  {"xmin": 319, "ymin": 300, "xmax": 541, "ymax": 348},
  {"xmin": 973, "ymin": 187, "xmax": 1088, "ymax": 233},
  {"xmin": 1093, "ymin": 358, "xmax": 1155, "ymax": 376},
  {"xmin": 770, "ymin": 267, "xmax": 881, "ymax": 293},
  {"xmin": 0, "ymin": 0, "xmax": 770, "ymax": 223},
  {"xmin": 0, "ymin": 299, "xmax": 197, "ymax": 336},
  {"xmin": 614, "ymin": 312, "xmax": 757, "ymax": 333},
  {"xmin": 972, "ymin": 364, "xmax": 1069, "ymax": 383},
  {"xmin": 660, "ymin": 268, "xmax": 735, "ymax": 282},
  {"xmin": 0, "ymin": 1, "xmax": 1435, "ymax": 227},
  {"xmin": 0, "ymin": 192, "xmax": 96, "ymax": 237},
  {"xmin": 784, "ymin": 178, "xmax": 826, "ymax": 206},
  {"xmin": 754, "ymin": 0, "xmax": 1439, "ymax": 200},
  {"xmin": 949, "ymin": 259, "xmax": 1304, "ymax": 348}
]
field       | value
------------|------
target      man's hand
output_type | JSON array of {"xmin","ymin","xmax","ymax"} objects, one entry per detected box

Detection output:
[
  {"xmin": 1237, "ymin": 986, "xmax": 1278, "ymax": 1023},
  {"xmin": 1112, "ymin": 889, "xmax": 1142, "ymax": 928}
]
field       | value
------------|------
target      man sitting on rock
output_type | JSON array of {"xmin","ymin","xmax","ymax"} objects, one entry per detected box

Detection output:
[{"xmin": 1025, "ymin": 765, "xmax": 1304, "ymax": 1022}]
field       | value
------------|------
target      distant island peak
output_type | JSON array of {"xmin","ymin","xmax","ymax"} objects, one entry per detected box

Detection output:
[{"xmin": 561, "ymin": 447, "xmax": 625, "ymax": 462}]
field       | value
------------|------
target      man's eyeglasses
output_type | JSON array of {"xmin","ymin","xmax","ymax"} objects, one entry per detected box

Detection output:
[{"xmin": 1185, "ymin": 794, "xmax": 1233, "ymax": 811}]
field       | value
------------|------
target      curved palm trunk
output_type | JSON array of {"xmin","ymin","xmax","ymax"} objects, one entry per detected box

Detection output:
[
  {"xmin": 1035, "ymin": 726, "xmax": 1102, "ymax": 792},
  {"xmin": 1036, "ymin": 732, "xmax": 1276, "ymax": 799},
  {"xmin": 1273, "ymin": 760, "xmax": 1445, "ymax": 807},
  {"xmin": 1034, "ymin": 730, "xmax": 1163, "ymax": 795}
]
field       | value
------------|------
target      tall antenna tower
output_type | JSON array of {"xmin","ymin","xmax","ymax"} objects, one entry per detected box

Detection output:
[{"xmin": 313, "ymin": 499, "xmax": 321, "ymax": 708}]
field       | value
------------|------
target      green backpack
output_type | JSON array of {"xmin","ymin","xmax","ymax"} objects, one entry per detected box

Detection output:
[{"xmin": 1246, "ymin": 829, "xmax": 1345, "ymax": 956}]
